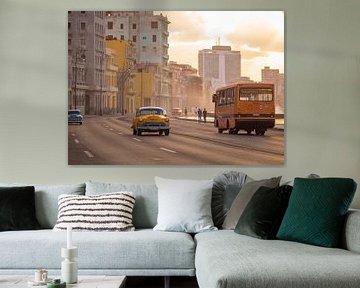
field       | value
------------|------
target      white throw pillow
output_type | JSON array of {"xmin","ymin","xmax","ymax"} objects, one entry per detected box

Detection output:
[
  {"xmin": 153, "ymin": 177, "xmax": 217, "ymax": 233},
  {"xmin": 53, "ymin": 192, "xmax": 136, "ymax": 232}
]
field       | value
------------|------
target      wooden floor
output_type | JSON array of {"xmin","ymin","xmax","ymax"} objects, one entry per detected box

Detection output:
[{"xmin": 126, "ymin": 276, "xmax": 199, "ymax": 288}]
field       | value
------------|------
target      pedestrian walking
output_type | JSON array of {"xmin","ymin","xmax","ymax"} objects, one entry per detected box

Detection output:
[
  {"xmin": 184, "ymin": 107, "xmax": 188, "ymax": 117},
  {"xmin": 203, "ymin": 108, "xmax": 207, "ymax": 123},
  {"xmin": 197, "ymin": 108, "xmax": 202, "ymax": 123}
]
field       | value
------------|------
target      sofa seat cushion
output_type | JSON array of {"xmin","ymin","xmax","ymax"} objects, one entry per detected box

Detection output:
[
  {"xmin": 195, "ymin": 230, "xmax": 360, "ymax": 288},
  {"xmin": 0, "ymin": 229, "xmax": 195, "ymax": 271}
]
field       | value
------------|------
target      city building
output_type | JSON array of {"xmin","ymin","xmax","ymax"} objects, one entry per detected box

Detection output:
[
  {"xmin": 105, "ymin": 11, "xmax": 171, "ymax": 111},
  {"xmin": 198, "ymin": 45, "xmax": 241, "ymax": 109},
  {"xmin": 104, "ymin": 47, "xmax": 118, "ymax": 114},
  {"xmin": 261, "ymin": 66, "xmax": 285, "ymax": 114},
  {"xmin": 106, "ymin": 39, "xmax": 136, "ymax": 113},
  {"xmin": 68, "ymin": 11, "xmax": 106, "ymax": 115},
  {"xmin": 184, "ymin": 75, "xmax": 203, "ymax": 113},
  {"xmin": 134, "ymin": 64, "xmax": 154, "ymax": 108},
  {"xmin": 169, "ymin": 61, "xmax": 198, "ymax": 111}
]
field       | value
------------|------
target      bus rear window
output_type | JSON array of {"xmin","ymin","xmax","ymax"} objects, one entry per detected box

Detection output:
[{"xmin": 240, "ymin": 88, "xmax": 273, "ymax": 101}]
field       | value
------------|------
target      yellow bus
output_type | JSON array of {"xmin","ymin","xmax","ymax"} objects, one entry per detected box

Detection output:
[{"xmin": 212, "ymin": 83, "xmax": 275, "ymax": 135}]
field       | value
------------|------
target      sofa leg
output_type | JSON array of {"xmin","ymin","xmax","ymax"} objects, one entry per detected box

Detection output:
[{"xmin": 164, "ymin": 276, "xmax": 170, "ymax": 288}]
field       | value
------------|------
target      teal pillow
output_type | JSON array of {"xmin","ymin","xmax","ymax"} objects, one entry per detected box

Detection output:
[{"xmin": 277, "ymin": 178, "xmax": 357, "ymax": 247}]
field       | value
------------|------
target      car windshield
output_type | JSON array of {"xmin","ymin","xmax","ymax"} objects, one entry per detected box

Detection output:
[
  {"xmin": 68, "ymin": 110, "xmax": 80, "ymax": 115},
  {"xmin": 138, "ymin": 109, "xmax": 164, "ymax": 116}
]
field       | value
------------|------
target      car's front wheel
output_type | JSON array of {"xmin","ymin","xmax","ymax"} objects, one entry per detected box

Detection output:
[
  {"xmin": 137, "ymin": 129, "xmax": 142, "ymax": 136},
  {"xmin": 165, "ymin": 130, "xmax": 170, "ymax": 136},
  {"xmin": 133, "ymin": 128, "xmax": 137, "ymax": 135}
]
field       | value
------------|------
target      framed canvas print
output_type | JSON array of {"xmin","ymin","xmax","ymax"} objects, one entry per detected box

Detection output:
[{"xmin": 68, "ymin": 11, "xmax": 284, "ymax": 165}]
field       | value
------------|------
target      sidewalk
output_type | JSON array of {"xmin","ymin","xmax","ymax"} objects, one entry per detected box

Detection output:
[{"xmin": 176, "ymin": 116, "xmax": 284, "ymax": 131}]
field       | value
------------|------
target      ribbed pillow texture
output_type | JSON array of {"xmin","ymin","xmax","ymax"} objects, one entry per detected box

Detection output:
[{"xmin": 53, "ymin": 192, "xmax": 136, "ymax": 232}]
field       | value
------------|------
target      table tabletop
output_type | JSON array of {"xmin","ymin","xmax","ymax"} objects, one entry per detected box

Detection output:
[{"xmin": 0, "ymin": 275, "xmax": 126, "ymax": 288}]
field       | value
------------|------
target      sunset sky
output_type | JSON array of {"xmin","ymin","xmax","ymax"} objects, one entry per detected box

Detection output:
[{"xmin": 157, "ymin": 11, "xmax": 284, "ymax": 82}]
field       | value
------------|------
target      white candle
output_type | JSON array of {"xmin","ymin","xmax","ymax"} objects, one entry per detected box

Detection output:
[{"xmin": 67, "ymin": 225, "xmax": 72, "ymax": 249}]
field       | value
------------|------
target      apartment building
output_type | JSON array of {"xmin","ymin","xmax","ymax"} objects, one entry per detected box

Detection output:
[
  {"xmin": 198, "ymin": 45, "xmax": 241, "ymax": 109},
  {"xmin": 105, "ymin": 11, "xmax": 171, "ymax": 110},
  {"xmin": 68, "ymin": 11, "xmax": 106, "ymax": 115}
]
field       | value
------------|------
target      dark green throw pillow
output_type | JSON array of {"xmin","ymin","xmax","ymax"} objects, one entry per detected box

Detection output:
[
  {"xmin": 0, "ymin": 186, "xmax": 41, "ymax": 231},
  {"xmin": 234, "ymin": 185, "xmax": 292, "ymax": 239},
  {"xmin": 276, "ymin": 178, "xmax": 357, "ymax": 247}
]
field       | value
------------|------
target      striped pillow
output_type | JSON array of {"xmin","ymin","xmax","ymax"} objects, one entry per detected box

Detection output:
[{"xmin": 53, "ymin": 192, "xmax": 136, "ymax": 231}]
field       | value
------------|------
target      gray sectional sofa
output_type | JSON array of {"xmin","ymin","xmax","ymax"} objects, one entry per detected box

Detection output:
[{"xmin": 1, "ymin": 179, "xmax": 360, "ymax": 288}]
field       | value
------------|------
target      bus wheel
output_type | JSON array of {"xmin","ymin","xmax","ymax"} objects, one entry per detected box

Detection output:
[
  {"xmin": 218, "ymin": 128, "xmax": 224, "ymax": 133},
  {"xmin": 229, "ymin": 128, "xmax": 238, "ymax": 135},
  {"xmin": 246, "ymin": 129, "xmax": 252, "ymax": 135},
  {"xmin": 256, "ymin": 129, "xmax": 265, "ymax": 136}
]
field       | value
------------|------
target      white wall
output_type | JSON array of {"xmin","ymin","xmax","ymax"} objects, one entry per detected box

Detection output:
[{"xmin": 0, "ymin": 0, "xmax": 359, "ymax": 207}]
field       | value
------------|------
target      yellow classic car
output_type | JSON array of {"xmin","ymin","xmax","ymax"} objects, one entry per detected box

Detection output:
[{"xmin": 132, "ymin": 107, "xmax": 170, "ymax": 136}]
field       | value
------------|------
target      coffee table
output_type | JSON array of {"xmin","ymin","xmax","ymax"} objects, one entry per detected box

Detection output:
[{"xmin": 0, "ymin": 275, "xmax": 126, "ymax": 288}]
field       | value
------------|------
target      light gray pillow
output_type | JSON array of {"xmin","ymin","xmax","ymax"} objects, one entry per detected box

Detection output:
[
  {"xmin": 222, "ymin": 176, "xmax": 281, "ymax": 230},
  {"xmin": 153, "ymin": 177, "xmax": 217, "ymax": 233},
  {"xmin": 0, "ymin": 183, "xmax": 85, "ymax": 228}
]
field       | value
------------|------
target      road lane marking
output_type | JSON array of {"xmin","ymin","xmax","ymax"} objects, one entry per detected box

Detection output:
[
  {"xmin": 109, "ymin": 128, "xmax": 114, "ymax": 131},
  {"xmin": 74, "ymin": 139, "xmax": 80, "ymax": 144},
  {"xmin": 71, "ymin": 133, "xmax": 76, "ymax": 137},
  {"xmin": 132, "ymin": 138, "xmax": 142, "ymax": 142},
  {"xmin": 118, "ymin": 132, "xmax": 123, "ymax": 135},
  {"xmin": 160, "ymin": 147, "xmax": 177, "ymax": 154},
  {"xmin": 84, "ymin": 151, "xmax": 94, "ymax": 158}
]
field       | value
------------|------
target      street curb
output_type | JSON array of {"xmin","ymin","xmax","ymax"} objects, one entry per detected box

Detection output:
[{"xmin": 175, "ymin": 116, "xmax": 284, "ymax": 131}]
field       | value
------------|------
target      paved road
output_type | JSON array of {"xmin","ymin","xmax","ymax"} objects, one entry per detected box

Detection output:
[{"xmin": 68, "ymin": 116, "xmax": 284, "ymax": 165}]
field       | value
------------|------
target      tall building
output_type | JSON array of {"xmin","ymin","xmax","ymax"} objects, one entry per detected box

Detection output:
[
  {"xmin": 198, "ymin": 45, "xmax": 241, "ymax": 109},
  {"xmin": 198, "ymin": 45, "xmax": 241, "ymax": 89},
  {"xmin": 106, "ymin": 39, "xmax": 136, "ymax": 113},
  {"xmin": 105, "ymin": 11, "xmax": 171, "ymax": 110},
  {"xmin": 261, "ymin": 66, "xmax": 284, "ymax": 114},
  {"xmin": 68, "ymin": 11, "xmax": 106, "ymax": 115},
  {"xmin": 104, "ymin": 47, "xmax": 118, "ymax": 114}
]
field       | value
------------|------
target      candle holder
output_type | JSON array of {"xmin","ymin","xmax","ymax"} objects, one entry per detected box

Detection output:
[{"xmin": 61, "ymin": 247, "xmax": 78, "ymax": 284}]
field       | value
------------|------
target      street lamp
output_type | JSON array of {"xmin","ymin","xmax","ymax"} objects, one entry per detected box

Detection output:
[{"xmin": 73, "ymin": 48, "xmax": 86, "ymax": 109}]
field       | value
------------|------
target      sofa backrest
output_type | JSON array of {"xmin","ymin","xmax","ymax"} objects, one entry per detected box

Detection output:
[
  {"xmin": 341, "ymin": 209, "xmax": 360, "ymax": 253},
  {"xmin": 0, "ymin": 182, "xmax": 86, "ymax": 229},
  {"xmin": 85, "ymin": 181, "xmax": 158, "ymax": 229}
]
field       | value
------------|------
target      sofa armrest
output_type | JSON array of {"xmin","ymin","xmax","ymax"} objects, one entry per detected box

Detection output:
[{"xmin": 342, "ymin": 209, "xmax": 360, "ymax": 253}]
